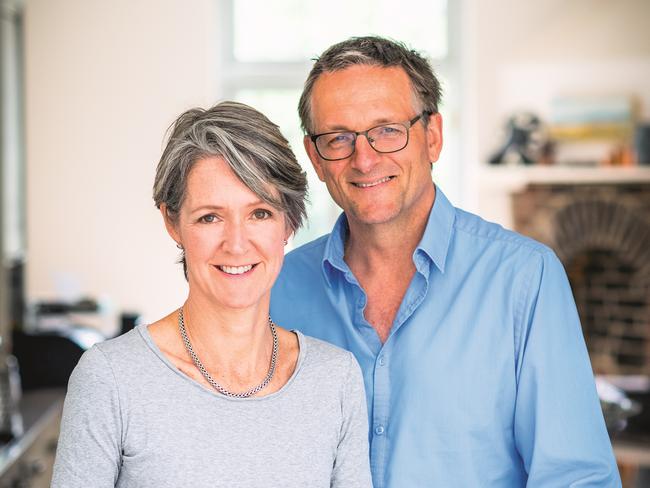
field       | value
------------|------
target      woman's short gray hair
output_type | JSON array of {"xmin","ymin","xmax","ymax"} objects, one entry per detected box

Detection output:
[
  {"xmin": 298, "ymin": 36, "xmax": 442, "ymax": 134},
  {"xmin": 153, "ymin": 101, "xmax": 308, "ymax": 233}
]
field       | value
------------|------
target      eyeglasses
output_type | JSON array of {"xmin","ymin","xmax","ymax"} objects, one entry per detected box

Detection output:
[{"xmin": 309, "ymin": 112, "xmax": 430, "ymax": 161}]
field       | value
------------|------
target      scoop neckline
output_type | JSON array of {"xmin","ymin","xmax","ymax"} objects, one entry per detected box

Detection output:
[{"xmin": 137, "ymin": 323, "xmax": 306, "ymax": 402}]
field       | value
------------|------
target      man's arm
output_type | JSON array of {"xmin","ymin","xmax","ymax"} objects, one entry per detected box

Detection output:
[{"xmin": 514, "ymin": 250, "xmax": 621, "ymax": 487}]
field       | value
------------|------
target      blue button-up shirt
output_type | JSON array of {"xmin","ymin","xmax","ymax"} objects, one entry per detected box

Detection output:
[{"xmin": 271, "ymin": 188, "xmax": 620, "ymax": 487}]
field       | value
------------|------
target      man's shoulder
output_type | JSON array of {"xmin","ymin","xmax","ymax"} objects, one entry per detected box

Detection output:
[
  {"xmin": 273, "ymin": 233, "xmax": 331, "ymax": 299},
  {"xmin": 452, "ymin": 206, "xmax": 553, "ymax": 259},
  {"xmin": 272, "ymin": 234, "xmax": 332, "ymax": 319},
  {"xmin": 283, "ymin": 233, "xmax": 330, "ymax": 271}
]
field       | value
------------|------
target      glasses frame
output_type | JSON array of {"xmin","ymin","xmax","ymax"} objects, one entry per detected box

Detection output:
[{"xmin": 309, "ymin": 112, "xmax": 431, "ymax": 162}]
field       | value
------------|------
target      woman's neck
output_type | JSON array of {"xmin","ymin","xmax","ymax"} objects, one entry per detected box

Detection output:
[{"xmin": 181, "ymin": 292, "xmax": 273, "ymax": 374}]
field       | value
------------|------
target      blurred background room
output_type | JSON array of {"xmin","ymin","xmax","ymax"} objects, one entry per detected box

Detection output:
[{"xmin": 0, "ymin": 0, "xmax": 649, "ymax": 485}]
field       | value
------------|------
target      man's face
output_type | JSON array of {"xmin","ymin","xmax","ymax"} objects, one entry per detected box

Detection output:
[{"xmin": 304, "ymin": 65, "xmax": 443, "ymax": 228}]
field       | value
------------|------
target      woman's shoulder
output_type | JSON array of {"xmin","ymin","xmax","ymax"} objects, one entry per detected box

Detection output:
[
  {"xmin": 293, "ymin": 333, "xmax": 365, "ymax": 404},
  {"xmin": 94, "ymin": 326, "xmax": 147, "ymax": 357},
  {"xmin": 297, "ymin": 332, "xmax": 358, "ymax": 375},
  {"xmin": 74, "ymin": 326, "xmax": 149, "ymax": 377}
]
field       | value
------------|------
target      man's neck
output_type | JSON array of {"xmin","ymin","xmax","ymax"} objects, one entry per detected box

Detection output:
[
  {"xmin": 344, "ymin": 186, "xmax": 435, "ymax": 273},
  {"xmin": 342, "ymin": 186, "xmax": 436, "ymax": 343}
]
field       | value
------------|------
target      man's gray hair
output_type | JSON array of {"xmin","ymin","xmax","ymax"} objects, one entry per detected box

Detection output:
[
  {"xmin": 153, "ymin": 101, "xmax": 307, "ymax": 233},
  {"xmin": 298, "ymin": 36, "xmax": 442, "ymax": 134}
]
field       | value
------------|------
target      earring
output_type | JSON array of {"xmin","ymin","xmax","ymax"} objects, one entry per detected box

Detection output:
[
  {"xmin": 283, "ymin": 239, "xmax": 288, "ymax": 246},
  {"xmin": 176, "ymin": 243, "xmax": 183, "ymax": 250}
]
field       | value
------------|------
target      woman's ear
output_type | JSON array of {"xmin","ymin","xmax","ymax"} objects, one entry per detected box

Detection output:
[
  {"xmin": 284, "ymin": 218, "xmax": 293, "ymax": 246},
  {"xmin": 160, "ymin": 204, "xmax": 181, "ymax": 244}
]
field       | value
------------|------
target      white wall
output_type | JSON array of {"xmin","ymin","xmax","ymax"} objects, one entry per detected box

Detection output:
[
  {"xmin": 463, "ymin": 0, "xmax": 650, "ymax": 217},
  {"xmin": 23, "ymin": 0, "xmax": 650, "ymax": 331},
  {"xmin": 25, "ymin": 0, "xmax": 219, "ymax": 331},
  {"xmin": 475, "ymin": 0, "xmax": 650, "ymax": 161}
]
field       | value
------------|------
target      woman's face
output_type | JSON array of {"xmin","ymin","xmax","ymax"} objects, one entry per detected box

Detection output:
[{"xmin": 165, "ymin": 156, "xmax": 291, "ymax": 311}]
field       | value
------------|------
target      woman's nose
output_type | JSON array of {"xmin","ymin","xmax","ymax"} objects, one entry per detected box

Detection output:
[{"xmin": 222, "ymin": 221, "xmax": 249, "ymax": 254}]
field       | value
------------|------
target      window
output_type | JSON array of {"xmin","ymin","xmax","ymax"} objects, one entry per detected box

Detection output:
[{"xmin": 219, "ymin": 0, "xmax": 455, "ymax": 246}]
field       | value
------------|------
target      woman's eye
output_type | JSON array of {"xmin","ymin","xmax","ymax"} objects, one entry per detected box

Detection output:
[
  {"xmin": 252, "ymin": 209, "xmax": 272, "ymax": 220},
  {"xmin": 199, "ymin": 214, "xmax": 217, "ymax": 223}
]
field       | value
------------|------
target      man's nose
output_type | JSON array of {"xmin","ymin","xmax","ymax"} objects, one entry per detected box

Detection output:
[
  {"xmin": 222, "ymin": 221, "xmax": 248, "ymax": 254},
  {"xmin": 349, "ymin": 133, "xmax": 381, "ymax": 173}
]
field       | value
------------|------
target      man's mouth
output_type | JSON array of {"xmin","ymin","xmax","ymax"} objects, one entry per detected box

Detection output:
[
  {"xmin": 352, "ymin": 176, "xmax": 394, "ymax": 188},
  {"xmin": 216, "ymin": 264, "xmax": 256, "ymax": 275}
]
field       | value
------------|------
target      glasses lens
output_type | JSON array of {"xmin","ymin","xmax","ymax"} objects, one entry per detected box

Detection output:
[
  {"xmin": 316, "ymin": 132, "xmax": 355, "ymax": 160},
  {"xmin": 367, "ymin": 123, "xmax": 408, "ymax": 153}
]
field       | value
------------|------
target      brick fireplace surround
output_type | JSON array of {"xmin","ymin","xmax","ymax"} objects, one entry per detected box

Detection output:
[{"xmin": 512, "ymin": 183, "xmax": 650, "ymax": 376}]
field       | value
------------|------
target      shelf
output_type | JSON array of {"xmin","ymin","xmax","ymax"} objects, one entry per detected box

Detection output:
[{"xmin": 478, "ymin": 165, "xmax": 650, "ymax": 191}]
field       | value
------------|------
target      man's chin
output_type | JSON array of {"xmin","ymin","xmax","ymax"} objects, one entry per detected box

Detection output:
[{"xmin": 346, "ymin": 205, "xmax": 402, "ymax": 227}]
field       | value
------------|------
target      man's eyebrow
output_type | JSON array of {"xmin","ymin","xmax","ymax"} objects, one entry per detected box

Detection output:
[{"xmin": 319, "ymin": 118, "xmax": 395, "ymax": 133}]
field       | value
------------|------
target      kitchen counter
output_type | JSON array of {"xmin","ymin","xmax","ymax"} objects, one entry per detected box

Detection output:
[{"xmin": 0, "ymin": 388, "xmax": 65, "ymax": 487}]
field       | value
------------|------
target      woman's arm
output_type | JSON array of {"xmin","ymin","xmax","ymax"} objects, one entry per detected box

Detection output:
[
  {"xmin": 331, "ymin": 352, "xmax": 373, "ymax": 488},
  {"xmin": 51, "ymin": 346, "xmax": 123, "ymax": 488}
]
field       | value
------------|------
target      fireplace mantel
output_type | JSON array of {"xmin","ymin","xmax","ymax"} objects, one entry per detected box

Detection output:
[
  {"xmin": 475, "ymin": 166, "xmax": 650, "ymax": 230},
  {"xmin": 480, "ymin": 165, "xmax": 650, "ymax": 188}
]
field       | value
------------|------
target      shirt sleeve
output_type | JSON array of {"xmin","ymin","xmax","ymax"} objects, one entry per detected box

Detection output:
[
  {"xmin": 51, "ymin": 346, "xmax": 122, "ymax": 488},
  {"xmin": 331, "ymin": 352, "xmax": 373, "ymax": 488},
  {"xmin": 513, "ymin": 250, "xmax": 621, "ymax": 487}
]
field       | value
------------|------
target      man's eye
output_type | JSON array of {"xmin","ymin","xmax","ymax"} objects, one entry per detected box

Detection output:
[
  {"xmin": 376, "ymin": 125, "xmax": 404, "ymax": 137},
  {"xmin": 252, "ymin": 209, "xmax": 272, "ymax": 220},
  {"xmin": 326, "ymin": 133, "xmax": 353, "ymax": 147}
]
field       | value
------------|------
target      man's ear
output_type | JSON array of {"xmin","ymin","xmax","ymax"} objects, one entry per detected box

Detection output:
[
  {"xmin": 160, "ymin": 204, "xmax": 181, "ymax": 244},
  {"xmin": 425, "ymin": 112, "xmax": 443, "ymax": 164},
  {"xmin": 304, "ymin": 135, "xmax": 326, "ymax": 182}
]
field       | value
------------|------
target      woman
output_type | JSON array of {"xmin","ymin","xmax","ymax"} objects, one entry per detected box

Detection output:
[{"xmin": 51, "ymin": 101, "xmax": 372, "ymax": 487}]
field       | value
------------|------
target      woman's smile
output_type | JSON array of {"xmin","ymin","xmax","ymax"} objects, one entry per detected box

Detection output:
[{"xmin": 215, "ymin": 263, "xmax": 257, "ymax": 275}]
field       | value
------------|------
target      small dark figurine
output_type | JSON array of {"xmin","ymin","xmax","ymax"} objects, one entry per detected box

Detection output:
[{"xmin": 489, "ymin": 112, "xmax": 547, "ymax": 165}]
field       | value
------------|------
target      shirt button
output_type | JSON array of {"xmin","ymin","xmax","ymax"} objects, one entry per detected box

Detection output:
[
  {"xmin": 378, "ymin": 356, "xmax": 386, "ymax": 366},
  {"xmin": 375, "ymin": 425, "xmax": 385, "ymax": 435}
]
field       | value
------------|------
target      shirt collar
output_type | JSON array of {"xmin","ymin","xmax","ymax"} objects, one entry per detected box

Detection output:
[
  {"xmin": 322, "ymin": 212, "xmax": 351, "ymax": 286},
  {"xmin": 321, "ymin": 185, "xmax": 455, "ymax": 283},
  {"xmin": 416, "ymin": 186, "xmax": 455, "ymax": 274}
]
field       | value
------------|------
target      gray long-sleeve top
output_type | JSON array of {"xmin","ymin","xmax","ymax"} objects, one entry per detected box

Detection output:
[{"xmin": 52, "ymin": 325, "xmax": 372, "ymax": 488}]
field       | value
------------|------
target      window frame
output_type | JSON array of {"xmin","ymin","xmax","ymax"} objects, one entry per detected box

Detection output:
[{"xmin": 216, "ymin": 0, "xmax": 462, "ymax": 239}]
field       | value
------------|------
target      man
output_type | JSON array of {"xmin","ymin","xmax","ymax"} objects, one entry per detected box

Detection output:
[{"xmin": 271, "ymin": 36, "xmax": 620, "ymax": 487}]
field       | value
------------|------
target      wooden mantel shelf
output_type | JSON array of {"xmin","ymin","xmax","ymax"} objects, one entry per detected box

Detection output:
[{"xmin": 478, "ymin": 165, "xmax": 650, "ymax": 191}]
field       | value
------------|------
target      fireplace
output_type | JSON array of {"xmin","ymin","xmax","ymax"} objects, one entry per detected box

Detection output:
[{"xmin": 511, "ymin": 183, "xmax": 650, "ymax": 376}]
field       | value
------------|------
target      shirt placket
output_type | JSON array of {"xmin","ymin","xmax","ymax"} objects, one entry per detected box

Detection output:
[
  {"xmin": 347, "ymin": 257, "xmax": 430, "ymax": 488},
  {"xmin": 370, "ymin": 295, "xmax": 428, "ymax": 486},
  {"xmin": 342, "ymin": 272, "xmax": 386, "ymax": 485},
  {"xmin": 370, "ymin": 340, "xmax": 391, "ymax": 488}
]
